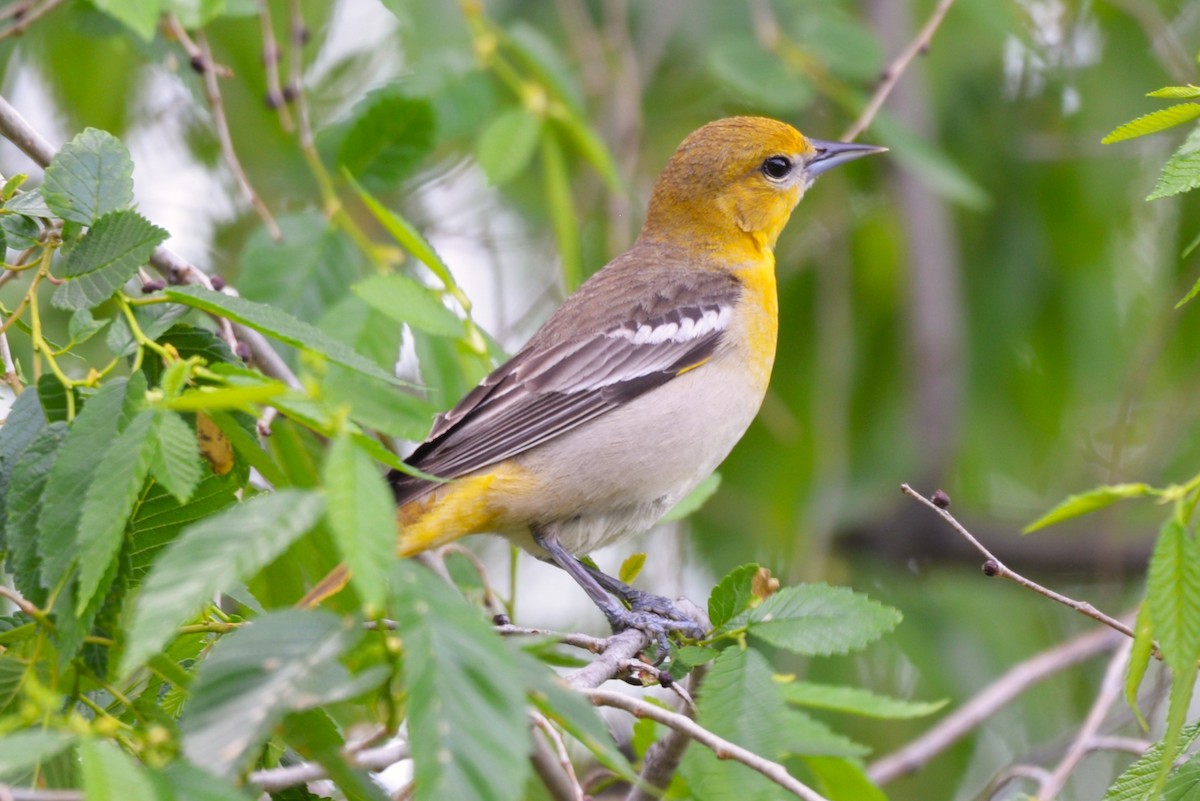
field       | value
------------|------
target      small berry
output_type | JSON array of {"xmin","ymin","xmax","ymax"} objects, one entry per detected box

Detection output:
[{"xmin": 931, "ymin": 489, "xmax": 951, "ymax": 509}]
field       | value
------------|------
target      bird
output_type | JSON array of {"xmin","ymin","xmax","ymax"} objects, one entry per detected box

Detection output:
[{"xmin": 311, "ymin": 117, "xmax": 884, "ymax": 649}]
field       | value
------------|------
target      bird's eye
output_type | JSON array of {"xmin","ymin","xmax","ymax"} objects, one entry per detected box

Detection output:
[{"xmin": 761, "ymin": 156, "xmax": 793, "ymax": 180}]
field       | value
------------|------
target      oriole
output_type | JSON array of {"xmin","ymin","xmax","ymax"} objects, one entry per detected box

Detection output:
[{"xmin": 313, "ymin": 117, "xmax": 883, "ymax": 647}]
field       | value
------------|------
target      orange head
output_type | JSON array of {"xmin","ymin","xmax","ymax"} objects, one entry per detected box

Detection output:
[{"xmin": 639, "ymin": 116, "xmax": 885, "ymax": 259}]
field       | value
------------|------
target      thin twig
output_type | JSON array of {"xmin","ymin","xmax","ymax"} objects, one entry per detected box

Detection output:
[
  {"xmin": 626, "ymin": 663, "xmax": 709, "ymax": 801},
  {"xmin": 0, "ymin": 584, "xmax": 38, "ymax": 617},
  {"xmin": 0, "ymin": 311, "xmax": 20, "ymax": 394},
  {"xmin": 867, "ymin": 625, "xmax": 1124, "ymax": 784},
  {"xmin": 899, "ymin": 483, "xmax": 1156, "ymax": 655},
  {"xmin": 495, "ymin": 623, "xmax": 610, "ymax": 654},
  {"xmin": 257, "ymin": 0, "xmax": 293, "ymax": 130},
  {"xmin": 163, "ymin": 15, "xmax": 232, "ymax": 78},
  {"xmin": 1036, "ymin": 641, "xmax": 1131, "ymax": 800},
  {"xmin": 567, "ymin": 628, "xmax": 651, "ymax": 689},
  {"xmin": 1086, "ymin": 735, "xmax": 1152, "ymax": 756},
  {"xmin": 584, "ymin": 688, "xmax": 830, "ymax": 801},
  {"xmin": 248, "ymin": 740, "xmax": 409, "ymax": 792},
  {"xmin": 1, "ymin": 788, "xmax": 81, "ymax": 801},
  {"xmin": 194, "ymin": 31, "xmax": 282, "ymax": 241},
  {"xmin": 842, "ymin": 0, "xmax": 956, "ymax": 141},
  {"xmin": 0, "ymin": 0, "xmax": 64, "ymax": 41},
  {"xmin": 531, "ymin": 711, "xmax": 586, "ymax": 801},
  {"xmin": 438, "ymin": 543, "xmax": 508, "ymax": 619}
]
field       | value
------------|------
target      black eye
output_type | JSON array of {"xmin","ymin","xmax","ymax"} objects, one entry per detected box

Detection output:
[{"xmin": 761, "ymin": 156, "xmax": 792, "ymax": 180}]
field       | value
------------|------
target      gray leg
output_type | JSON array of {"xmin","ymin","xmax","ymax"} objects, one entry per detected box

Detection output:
[
  {"xmin": 532, "ymin": 525, "xmax": 705, "ymax": 655},
  {"xmin": 582, "ymin": 562, "xmax": 706, "ymax": 637}
]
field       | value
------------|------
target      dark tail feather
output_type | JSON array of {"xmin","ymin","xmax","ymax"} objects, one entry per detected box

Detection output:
[{"xmin": 388, "ymin": 467, "xmax": 438, "ymax": 508}]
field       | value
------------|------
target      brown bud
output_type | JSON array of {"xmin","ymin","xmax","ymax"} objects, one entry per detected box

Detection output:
[
  {"xmin": 931, "ymin": 489, "xmax": 951, "ymax": 509},
  {"xmin": 209, "ymin": 275, "xmax": 226, "ymax": 291},
  {"xmin": 982, "ymin": 559, "xmax": 999, "ymax": 577},
  {"xmin": 491, "ymin": 613, "xmax": 510, "ymax": 626},
  {"xmin": 282, "ymin": 84, "xmax": 298, "ymax": 103},
  {"xmin": 189, "ymin": 54, "xmax": 206, "ymax": 74},
  {"xmin": 141, "ymin": 279, "xmax": 166, "ymax": 293}
]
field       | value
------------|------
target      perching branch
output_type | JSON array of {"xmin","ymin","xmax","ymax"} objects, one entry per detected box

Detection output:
[
  {"xmin": 626, "ymin": 663, "xmax": 709, "ymax": 801},
  {"xmin": 867, "ymin": 625, "xmax": 1125, "ymax": 784},
  {"xmin": 899, "ymin": 483, "xmax": 1156, "ymax": 655},
  {"xmin": 584, "ymin": 688, "xmax": 831, "ymax": 801},
  {"xmin": 842, "ymin": 0, "xmax": 956, "ymax": 141}
]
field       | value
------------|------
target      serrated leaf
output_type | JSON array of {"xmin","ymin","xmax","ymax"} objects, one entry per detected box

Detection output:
[
  {"xmin": 803, "ymin": 757, "xmax": 889, "ymax": 801},
  {"xmin": 0, "ymin": 656, "xmax": 25, "ymax": 713},
  {"xmin": 351, "ymin": 273, "xmax": 463, "ymax": 337},
  {"xmin": 392, "ymin": 560, "xmax": 531, "ymax": 801},
  {"xmin": 238, "ymin": 213, "xmax": 359, "ymax": 323},
  {"xmin": 76, "ymin": 410, "xmax": 155, "ymax": 614},
  {"xmin": 68, "ymin": 307, "xmax": 108, "ymax": 345},
  {"xmin": 323, "ymin": 435, "xmax": 395, "ymax": 609},
  {"xmin": 324, "ymin": 367, "xmax": 437, "ymax": 441},
  {"xmin": 149, "ymin": 410, "xmax": 203, "ymax": 503},
  {"xmin": 618, "ymin": 552, "xmax": 646, "ymax": 585},
  {"xmin": 126, "ymin": 469, "xmax": 242, "ymax": 579},
  {"xmin": 1151, "ymin": 127, "xmax": 1200, "ymax": 200},
  {"xmin": 1146, "ymin": 519, "xmax": 1200, "ymax": 671},
  {"xmin": 1024, "ymin": 483, "xmax": 1155, "ymax": 533},
  {"xmin": 52, "ymin": 210, "xmax": 168, "ymax": 310},
  {"xmin": 1103, "ymin": 104, "xmax": 1200, "ymax": 144},
  {"xmin": 1127, "ymin": 603, "xmax": 1154, "ymax": 730},
  {"xmin": 121, "ymin": 489, "xmax": 324, "ymax": 675},
  {"xmin": 730, "ymin": 584, "xmax": 901, "ymax": 656},
  {"xmin": 0, "ymin": 211, "xmax": 40, "ymax": 250},
  {"xmin": 661, "ymin": 472, "xmax": 722, "ymax": 523},
  {"xmin": 4, "ymin": 188, "xmax": 53, "ymax": 217},
  {"xmin": 0, "ymin": 730, "xmax": 74, "ymax": 777},
  {"xmin": 4, "ymin": 422, "xmax": 67, "ymax": 605},
  {"xmin": 477, "ymin": 108, "xmax": 542, "ymax": 185},
  {"xmin": 180, "ymin": 609, "xmax": 360, "ymax": 779},
  {"xmin": 0, "ymin": 388, "xmax": 46, "ymax": 552},
  {"xmin": 1149, "ymin": 85, "xmax": 1200, "ymax": 99},
  {"xmin": 1164, "ymin": 754, "xmax": 1200, "ymax": 801},
  {"xmin": 708, "ymin": 563, "xmax": 759, "ymax": 628},
  {"xmin": 80, "ymin": 738, "xmax": 156, "ymax": 801},
  {"xmin": 781, "ymin": 681, "xmax": 946, "ymax": 719},
  {"xmin": 166, "ymin": 381, "xmax": 288, "ymax": 412},
  {"xmin": 1106, "ymin": 724, "xmax": 1200, "ymax": 800},
  {"xmin": 42, "ymin": 128, "xmax": 135, "ymax": 223},
  {"xmin": 337, "ymin": 92, "xmax": 435, "ymax": 190},
  {"xmin": 164, "ymin": 285, "xmax": 403, "ymax": 386}
]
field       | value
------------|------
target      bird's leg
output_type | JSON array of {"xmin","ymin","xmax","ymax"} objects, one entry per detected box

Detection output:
[
  {"xmin": 532, "ymin": 526, "xmax": 704, "ymax": 656},
  {"xmin": 580, "ymin": 562, "xmax": 706, "ymax": 637}
]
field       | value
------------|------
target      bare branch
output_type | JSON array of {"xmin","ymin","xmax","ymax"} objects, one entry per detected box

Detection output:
[
  {"xmin": 584, "ymin": 688, "xmax": 830, "ymax": 801},
  {"xmin": 0, "ymin": 584, "xmax": 39, "ymax": 617},
  {"xmin": 193, "ymin": 31, "xmax": 282, "ymax": 241},
  {"xmin": 867, "ymin": 626, "xmax": 1124, "ymax": 784},
  {"xmin": 1, "ymin": 787, "xmax": 81, "ymax": 801},
  {"xmin": 0, "ymin": 0, "xmax": 64, "ymax": 42},
  {"xmin": 248, "ymin": 740, "xmax": 409, "ymax": 792},
  {"xmin": 495, "ymin": 623, "xmax": 610, "ymax": 654},
  {"xmin": 0, "ymin": 310, "xmax": 20, "ymax": 394},
  {"xmin": 626, "ymin": 664, "xmax": 708, "ymax": 801},
  {"xmin": 899, "ymin": 484, "xmax": 1155, "ymax": 653},
  {"xmin": 531, "ymin": 711, "xmax": 586, "ymax": 801},
  {"xmin": 842, "ymin": 0, "xmax": 956, "ymax": 141},
  {"xmin": 567, "ymin": 628, "xmax": 651, "ymax": 689},
  {"xmin": 163, "ymin": 15, "xmax": 232, "ymax": 78},
  {"xmin": 257, "ymin": 0, "xmax": 293, "ymax": 130}
]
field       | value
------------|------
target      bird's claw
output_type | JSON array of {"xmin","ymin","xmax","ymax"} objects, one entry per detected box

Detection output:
[{"xmin": 603, "ymin": 596, "xmax": 707, "ymax": 661}]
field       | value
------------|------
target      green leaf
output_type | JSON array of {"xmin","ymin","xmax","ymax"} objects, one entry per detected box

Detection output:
[
  {"xmin": 121, "ymin": 489, "xmax": 324, "ymax": 675},
  {"xmin": 52, "ymin": 210, "xmax": 169, "ymax": 310},
  {"xmin": 1164, "ymin": 754, "xmax": 1200, "ymax": 801},
  {"xmin": 1024, "ymin": 483, "xmax": 1155, "ymax": 533},
  {"xmin": 5, "ymin": 188, "xmax": 53, "ymax": 217},
  {"xmin": 4, "ymin": 423, "xmax": 67, "ymax": 605},
  {"xmin": 0, "ymin": 211, "xmax": 40, "ymax": 249},
  {"xmin": 166, "ymin": 381, "xmax": 288, "ymax": 412},
  {"xmin": 42, "ymin": 127, "xmax": 135, "ymax": 223},
  {"xmin": 76, "ymin": 410, "xmax": 155, "ymax": 613},
  {"xmin": 150, "ymin": 410, "xmax": 203, "ymax": 503},
  {"xmin": 781, "ymin": 681, "xmax": 946, "ymax": 719},
  {"xmin": 1148, "ymin": 85, "xmax": 1200, "ymax": 99},
  {"xmin": 1175, "ymin": 272, "xmax": 1200, "ymax": 308},
  {"xmin": 0, "ymin": 388, "xmax": 46, "ymax": 552},
  {"xmin": 323, "ymin": 434, "xmax": 396, "ymax": 610},
  {"xmin": 0, "ymin": 656, "xmax": 25, "ymax": 713},
  {"xmin": 89, "ymin": 0, "xmax": 162, "ymax": 41},
  {"xmin": 1106, "ymin": 723, "xmax": 1200, "ymax": 800},
  {"xmin": 392, "ymin": 560, "xmax": 531, "ymax": 801},
  {"xmin": 707, "ymin": 563, "xmax": 760, "ymax": 629},
  {"xmin": 1150, "ymin": 127, "xmax": 1200, "ymax": 200},
  {"xmin": 80, "ymin": 738, "xmax": 157, "ymax": 801},
  {"xmin": 238, "ymin": 213, "xmax": 359, "ymax": 323},
  {"xmin": 1146, "ymin": 519, "xmax": 1200, "ymax": 672},
  {"xmin": 661, "ymin": 473, "xmax": 722, "ymax": 523},
  {"xmin": 524, "ymin": 665, "xmax": 636, "ymax": 783},
  {"xmin": 476, "ymin": 108, "xmax": 542, "ymax": 185},
  {"xmin": 803, "ymin": 757, "xmax": 888, "ymax": 801},
  {"xmin": 0, "ymin": 730, "xmax": 74, "ymax": 777},
  {"xmin": 155, "ymin": 761, "xmax": 256, "ymax": 801},
  {"xmin": 1103, "ymin": 104, "xmax": 1200, "ymax": 144},
  {"xmin": 1127, "ymin": 602, "xmax": 1153, "ymax": 730},
  {"xmin": 323, "ymin": 366, "xmax": 437, "ymax": 441},
  {"xmin": 707, "ymin": 38, "xmax": 814, "ymax": 114},
  {"xmin": 351, "ymin": 273, "xmax": 463, "ymax": 337},
  {"xmin": 540, "ymin": 131, "xmax": 582, "ymax": 291},
  {"xmin": 181, "ymin": 609, "xmax": 362, "ymax": 779},
  {"xmin": 873, "ymin": 114, "xmax": 989, "ymax": 210},
  {"xmin": 337, "ymin": 92, "xmax": 436, "ymax": 190},
  {"xmin": 618, "ymin": 552, "xmax": 646, "ymax": 585},
  {"xmin": 729, "ymin": 584, "xmax": 901, "ymax": 656},
  {"xmin": 164, "ymin": 285, "xmax": 404, "ymax": 386},
  {"xmin": 127, "ymin": 469, "xmax": 242, "ymax": 580}
]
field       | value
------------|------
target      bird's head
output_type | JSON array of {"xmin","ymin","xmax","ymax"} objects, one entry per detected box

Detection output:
[{"xmin": 640, "ymin": 116, "xmax": 885, "ymax": 259}]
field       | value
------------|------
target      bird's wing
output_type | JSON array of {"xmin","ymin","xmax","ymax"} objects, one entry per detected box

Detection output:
[{"xmin": 393, "ymin": 276, "xmax": 740, "ymax": 497}]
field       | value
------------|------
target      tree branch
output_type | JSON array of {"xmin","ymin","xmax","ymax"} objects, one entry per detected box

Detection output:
[
  {"xmin": 867, "ymin": 625, "xmax": 1124, "ymax": 784},
  {"xmin": 584, "ymin": 688, "xmax": 830, "ymax": 801},
  {"xmin": 626, "ymin": 663, "xmax": 709, "ymax": 801},
  {"xmin": 842, "ymin": 0, "xmax": 956, "ymax": 141}
]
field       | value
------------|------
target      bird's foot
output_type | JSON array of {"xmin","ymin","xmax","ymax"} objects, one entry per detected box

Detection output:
[{"xmin": 602, "ymin": 595, "xmax": 707, "ymax": 659}]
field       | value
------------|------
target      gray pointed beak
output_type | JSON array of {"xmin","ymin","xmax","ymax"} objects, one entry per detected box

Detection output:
[{"xmin": 806, "ymin": 138, "xmax": 887, "ymax": 177}]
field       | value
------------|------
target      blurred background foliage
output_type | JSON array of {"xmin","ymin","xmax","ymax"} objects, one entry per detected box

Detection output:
[{"xmin": 4, "ymin": 0, "xmax": 1200, "ymax": 797}]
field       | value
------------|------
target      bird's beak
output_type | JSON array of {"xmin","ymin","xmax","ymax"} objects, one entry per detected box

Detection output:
[{"xmin": 805, "ymin": 138, "xmax": 888, "ymax": 177}]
